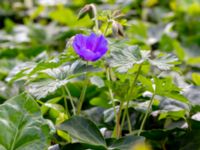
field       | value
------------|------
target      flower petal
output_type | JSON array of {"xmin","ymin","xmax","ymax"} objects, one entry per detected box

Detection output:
[
  {"xmin": 91, "ymin": 52, "xmax": 103, "ymax": 61},
  {"xmin": 73, "ymin": 34, "xmax": 87, "ymax": 50},
  {"xmin": 77, "ymin": 47, "xmax": 98, "ymax": 61},
  {"xmin": 94, "ymin": 35, "xmax": 108, "ymax": 55},
  {"xmin": 72, "ymin": 33, "xmax": 108, "ymax": 62},
  {"xmin": 86, "ymin": 33, "xmax": 98, "ymax": 51}
]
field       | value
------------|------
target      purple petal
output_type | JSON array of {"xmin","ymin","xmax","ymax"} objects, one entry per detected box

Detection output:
[
  {"xmin": 72, "ymin": 33, "xmax": 108, "ymax": 62},
  {"xmin": 86, "ymin": 33, "xmax": 98, "ymax": 51},
  {"xmin": 73, "ymin": 34, "xmax": 87, "ymax": 49},
  {"xmin": 91, "ymin": 52, "xmax": 103, "ymax": 61},
  {"xmin": 94, "ymin": 35, "xmax": 108, "ymax": 55},
  {"xmin": 77, "ymin": 47, "xmax": 98, "ymax": 61}
]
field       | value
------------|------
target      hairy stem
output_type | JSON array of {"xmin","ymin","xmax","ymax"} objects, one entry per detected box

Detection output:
[
  {"xmin": 121, "ymin": 63, "xmax": 143, "ymax": 133},
  {"xmin": 106, "ymin": 67, "xmax": 118, "ymax": 138},
  {"xmin": 121, "ymin": 103, "xmax": 132, "ymax": 134},
  {"xmin": 116, "ymin": 101, "xmax": 124, "ymax": 138},
  {"xmin": 62, "ymin": 87, "xmax": 70, "ymax": 117},
  {"xmin": 91, "ymin": 4, "xmax": 99, "ymax": 31},
  {"xmin": 127, "ymin": 110, "xmax": 132, "ymax": 133},
  {"xmin": 77, "ymin": 62, "xmax": 89, "ymax": 115},
  {"xmin": 137, "ymin": 92, "xmax": 155, "ymax": 136},
  {"xmin": 77, "ymin": 83, "xmax": 87, "ymax": 115},
  {"xmin": 128, "ymin": 64, "xmax": 143, "ymax": 99},
  {"xmin": 64, "ymin": 85, "xmax": 76, "ymax": 115}
]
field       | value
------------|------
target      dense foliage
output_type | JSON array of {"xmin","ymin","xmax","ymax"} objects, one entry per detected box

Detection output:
[{"xmin": 0, "ymin": 0, "xmax": 200, "ymax": 150}]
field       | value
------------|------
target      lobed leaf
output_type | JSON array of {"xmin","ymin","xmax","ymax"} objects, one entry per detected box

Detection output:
[
  {"xmin": 0, "ymin": 93, "xmax": 51, "ymax": 150},
  {"xmin": 148, "ymin": 54, "xmax": 178, "ymax": 70},
  {"xmin": 108, "ymin": 45, "xmax": 150, "ymax": 73}
]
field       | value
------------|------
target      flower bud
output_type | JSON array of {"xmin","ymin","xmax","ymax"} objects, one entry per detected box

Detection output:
[
  {"xmin": 112, "ymin": 20, "xmax": 124, "ymax": 37},
  {"xmin": 78, "ymin": 4, "xmax": 97, "ymax": 20}
]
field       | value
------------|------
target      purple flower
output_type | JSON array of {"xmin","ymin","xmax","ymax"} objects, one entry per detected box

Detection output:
[{"xmin": 72, "ymin": 33, "xmax": 108, "ymax": 61}]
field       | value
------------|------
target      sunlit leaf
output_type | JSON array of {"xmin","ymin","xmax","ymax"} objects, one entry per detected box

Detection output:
[
  {"xmin": 192, "ymin": 73, "xmax": 200, "ymax": 86},
  {"xmin": 108, "ymin": 45, "xmax": 150, "ymax": 73},
  {"xmin": 0, "ymin": 93, "xmax": 51, "ymax": 150},
  {"xmin": 27, "ymin": 79, "xmax": 68, "ymax": 99},
  {"xmin": 90, "ymin": 76, "xmax": 105, "ymax": 88},
  {"xmin": 148, "ymin": 54, "xmax": 178, "ymax": 70}
]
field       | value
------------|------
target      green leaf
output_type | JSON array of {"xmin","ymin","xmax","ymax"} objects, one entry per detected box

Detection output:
[
  {"xmin": 159, "ymin": 34, "xmax": 174, "ymax": 52},
  {"xmin": 28, "ymin": 54, "xmax": 69, "ymax": 77},
  {"xmin": 4, "ymin": 18, "xmax": 15, "ymax": 33},
  {"xmin": 154, "ymin": 77, "xmax": 188, "ymax": 103},
  {"xmin": 158, "ymin": 98, "xmax": 189, "ymax": 121},
  {"xmin": 139, "ymin": 76, "xmax": 188, "ymax": 103},
  {"xmin": 138, "ymin": 75, "xmax": 154, "ymax": 92},
  {"xmin": 158, "ymin": 110, "xmax": 186, "ymax": 120},
  {"xmin": 57, "ymin": 116, "xmax": 107, "ymax": 148},
  {"xmin": 192, "ymin": 73, "xmax": 200, "ymax": 86},
  {"xmin": 90, "ymin": 76, "xmax": 105, "ymax": 88},
  {"xmin": 6, "ymin": 53, "xmax": 68, "ymax": 83},
  {"xmin": 27, "ymin": 79, "xmax": 68, "ymax": 99},
  {"xmin": 26, "ymin": 63, "xmax": 71, "ymax": 99},
  {"xmin": 49, "ymin": 5, "xmax": 76, "ymax": 26},
  {"xmin": 69, "ymin": 60, "xmax": 101, "ymax": 75},
  {"xmin": 41, "ymin": 65, "xmax": 71, "ymax": 80},
  {"xmin": 173, "ymin": 40, "xmax": 185, "ymax": 61},
  {"xmin": 49, "ymin": 5, "xmax": 92, "ymax": 27},
  {"xmin": 26, "ymin": 60, "xmax": 100, "ymax": 99},
  {"xmin": 148, "ymin": 54, "xmax": 178, "ymax": 70},
  {"xmin": 90, "ymin": 96, "xmax": 110, "ymax": 108},
  {"xmin": 187, "ymin": 57, "xmax": 200, "ymax": 65},
  {"xmin": 155, "ymin": 78, "xmax": 187, "ymax": 103},
  {"xmin": 6, "ymin": 62, "xmax": 36, "ymax": 83},
  {"xmin": 0, "ymin": 93, "xmax": 51, "ymax": 150},
  {"xmin": 108, "ymin": 135, "xmax": 145, "ymax": 150},
  {"xmin": 40, "ymin": 97, "xmax": 68, "ymax": 124},
  {"xmin": 127, "ymin": 20, "xmax": 148, "ymax": 43},
  {"xmin": 109, "ymin": 45, "xmax": 150, "ymax": 73},
  {"xmin": 38, "ymin": 60, "xmax": 99, "ymax": 80}
]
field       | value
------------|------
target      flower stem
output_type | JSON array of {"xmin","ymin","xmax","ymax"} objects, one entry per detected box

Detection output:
[
  {"xmin": 62, "ymin": 87, "xmax": 70, "ymax": 117},
  {"xmin": 127, "ymin": 110, "xmax": 132, "ymax": 133},
  {"xmin": 77, "ymin": 82, "xmax": 88, "ymax": 114},
  {"xmin": 137, "ymin": 92, "xmax": 155, "ymax": 136},
  {"xmin": 128, "ymin": 64, "xmax": 143, "ymax": 99},
  {"xmin": 106, "ymin": 67, "xmax": 118, "ymax": 138},
  {"xmin": 64, "ymin": 85, "xmax": 76, "ymax": 115},
  {"xmin": 121, "ymin": 63, "xmax": 143, "ymax": 133},
  {"xmin": 121, "ymin": 102, "xmax": 133, "ymax": 134},
  {"xmin": 116, "ymin": 101, "xmax": 124, "ymax": 138},
  {"xmin": 77, "ymin": 62, "xmax": 89, "ymax": 115},
  {"xmin": 91, "ymin": 4, "xmax": 99, "ymax": 31}
]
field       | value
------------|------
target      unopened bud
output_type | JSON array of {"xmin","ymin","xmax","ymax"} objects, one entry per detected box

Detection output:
[
  {"xmin": 112, "ymin": 20, "xmax": 124, "ymax": 37},
  {"xmin": 78, "ymin": 4, "xmax": 97, "ymax": 20},
  {"xmin": 78, "ymin": 4, "xmax": 92, "ymax": 19}
]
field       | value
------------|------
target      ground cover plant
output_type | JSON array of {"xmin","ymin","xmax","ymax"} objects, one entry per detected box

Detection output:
[{"xmin": 0, "ymin": 0, "xmax": 200, "ymax": 150}]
